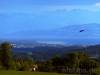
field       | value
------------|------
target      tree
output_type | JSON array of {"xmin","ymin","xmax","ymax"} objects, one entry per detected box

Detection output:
[
  {"xmin": 0, "ymin": 42, "xmax": 13, "ymax": 70},
  {"xmin": 52, "ymin": 55, "xmax": 61, "ymax": 67}
]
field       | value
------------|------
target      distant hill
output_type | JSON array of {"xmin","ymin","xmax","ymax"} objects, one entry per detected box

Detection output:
[{"xmin": 13, "ymin": 44, "xmax": 100, "ymax": 61}]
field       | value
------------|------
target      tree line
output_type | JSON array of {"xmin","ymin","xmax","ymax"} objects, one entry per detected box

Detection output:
[{"xmin": 0, "ymin": 42, "xmax": 99, "ymax": 75}]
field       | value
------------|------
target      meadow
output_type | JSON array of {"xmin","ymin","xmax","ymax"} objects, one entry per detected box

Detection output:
[{"xmin": 0, "ymin": 71, "xmax": 79, "ymax": 75}]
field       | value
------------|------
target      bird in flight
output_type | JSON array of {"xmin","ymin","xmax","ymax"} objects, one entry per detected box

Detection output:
[{"xmin": 79, "ymin": 30, "xmax": 85, "ymax": 32}]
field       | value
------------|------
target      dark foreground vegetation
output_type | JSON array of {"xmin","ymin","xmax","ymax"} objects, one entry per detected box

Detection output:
[{"xmin": 0, "ymin": 42, "xmax": 100, "ymax": 75}]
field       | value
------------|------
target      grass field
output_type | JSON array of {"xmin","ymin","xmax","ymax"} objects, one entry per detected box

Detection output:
[
  {"xmin": 0, "ymin": 71, "xmax": 78, "ymax": 75},
  {"xmin": 96, "ymin": 67, "xmax": 100, "ymax": 74}
]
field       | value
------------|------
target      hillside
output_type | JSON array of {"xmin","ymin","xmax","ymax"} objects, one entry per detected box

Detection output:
[{"xmin": 13, "ymin": 44, "xmax": 100, "ymax": 61}]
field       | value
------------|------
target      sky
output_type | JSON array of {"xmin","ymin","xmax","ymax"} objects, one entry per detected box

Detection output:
[{"xmin": 0, "ymin": 0, "xmax": 100, "ymax": 38}]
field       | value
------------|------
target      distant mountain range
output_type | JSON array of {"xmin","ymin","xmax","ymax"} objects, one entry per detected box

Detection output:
[
  {"xmin": 2, "ymin": 23, "xmax": 100, "ymax": 45},
  {"xmin": 13, "ymin": 44, "xmax": 100, "ymax": 61}
]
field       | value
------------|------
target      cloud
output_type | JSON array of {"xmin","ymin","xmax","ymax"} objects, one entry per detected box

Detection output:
[
  {"xmin": 42, "ymin": 5, "xmax": 97, "ymax": 12},
  {"xmin": 0, "ymin": 3, "xmax": 100, "ymax": 14},
  {"xmin": 95, "ymin": 2, "xmax": 100, "ymax": 7}
]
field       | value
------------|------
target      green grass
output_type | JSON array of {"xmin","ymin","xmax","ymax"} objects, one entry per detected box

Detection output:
[
  {"xmin": 0, "ymin": 71, "xmax": 78, "ymax": 75},
  {"xmin": 96, "ymin": 67, "xmax": 100, "ymax": 74}
]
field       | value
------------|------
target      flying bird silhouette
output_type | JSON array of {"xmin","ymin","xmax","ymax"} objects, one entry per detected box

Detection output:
[{"xmin": 79, "ymin": 30, "xmax": 85, "ymax": 32}]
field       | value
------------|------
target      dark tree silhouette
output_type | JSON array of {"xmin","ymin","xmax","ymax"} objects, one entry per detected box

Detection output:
[{"xmin": 0, "ymin": 42, "xmax": 13, "ymax": 70}]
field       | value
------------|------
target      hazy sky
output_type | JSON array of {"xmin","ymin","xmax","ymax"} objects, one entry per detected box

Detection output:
[{"xmin": 0, "ymin": 0, "xmax": 100, "ymax": 33}]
